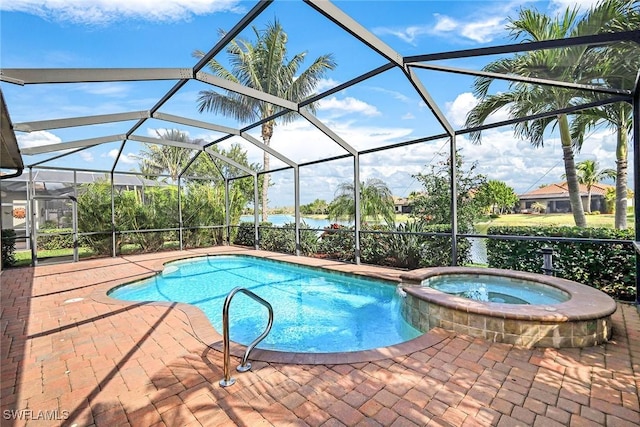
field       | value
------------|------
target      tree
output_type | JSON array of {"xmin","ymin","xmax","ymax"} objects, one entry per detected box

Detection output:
[
  {"xmin": 475, "ymin": 180, "xmax": 519, "ymax": 215},
  {"xmin": 194, "ymin": 20, "xmax": 337, "ymax": 222},
  {"xmin": 465, "ymin": 1, "xmax": 631, "ymax": 227},
  {"xmin": 135, "ymin": 129, "xmax": 194, "ymax": 182},
  {"xmin": 301, "ymin": 199, "xmax": 328, "ymax": 215},
  {"xmin": 574, "ymin": 159, "xmax": 616, "ymax": 213},
  {"xmin": 410, "ymin": 152, "xmax": 486, "ymax": 232},
  {"xmin": 570, "ymin": 0, "xmax": 639, "ymax": 228},
  {"xmin": 328, "ymin": 178, "xmax": 395, "ymax": 226}
]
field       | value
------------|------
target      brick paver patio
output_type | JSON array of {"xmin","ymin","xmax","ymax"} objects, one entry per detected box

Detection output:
[{"xmin": 2, "ymin": 247, "xmax": 639, "ymax": 426}]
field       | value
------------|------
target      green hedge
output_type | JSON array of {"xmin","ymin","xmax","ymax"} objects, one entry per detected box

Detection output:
[
  {"xmin": 38, "ymin": 228, "xmax": 75, "ymax": 250},
  {"xmin": 1, "ymin": 229, "xmax": 17, "ymax": 268},
  {"xmin": 486, "ymin": 226, "xmax": 636, "ymax": 301}
]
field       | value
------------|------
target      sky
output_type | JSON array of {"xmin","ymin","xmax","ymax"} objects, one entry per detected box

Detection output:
[{"xmin": 0, "ymin": 0, "xmax": 629, "ymax": 207}]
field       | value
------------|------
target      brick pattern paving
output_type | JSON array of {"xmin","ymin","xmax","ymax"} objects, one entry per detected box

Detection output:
[{"xmin": 1, "ymin": 248, "xmax": 639, "ymax": 427}]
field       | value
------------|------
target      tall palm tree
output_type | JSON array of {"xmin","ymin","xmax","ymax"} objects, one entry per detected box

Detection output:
[
  {"xmin": 573, "ymin": 160, "xmax": 616, "ymax": 213},
  {"xmin": 465, "ymin": 1, "xmax": 631, "ymax": 227},
  {"xmin": 571, "ymin": 0, "xmax": 639, "ymax": 228},
  {"xmin": 135, "ymin": 129, "xmax": 193, "ymax": 182},
  {"xmin": 193, "ymin": 20, "xmax": 336, "ymax": 222},
  {"xmin": 328, "ymin": 178, "xmax": 396, "ymax": 226}
]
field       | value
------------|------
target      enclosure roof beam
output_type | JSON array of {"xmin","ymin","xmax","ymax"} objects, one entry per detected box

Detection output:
[
  {"xmin": 298, "ymin": 110, "xmax": 357, "ymax": 155},
  {"xmin": 304, "ymin": 0, "xmax": 403, "ymax": 67},
  {"xmin": 405, "ymin": 67, "xmax": 454, "ymax": 135},
  {"xmin": 15, "ymin": 111, "xmax": 151, "ymax": 132},
  {"xmin": 408, "ymin": 63, "xmax": 633, "ymax": 96},
  {"xmin": 192, "ymin": 0, "xmax": 274, "ymax": 73},
  {"xmin": 196, "ymin": 71, "xmax": 299, "ymax": 111},
  {"xmin": 28, "ymin": 146, "xmax": 96, "ymax": 168},
  {"xmin": 457, "ymin": 95, "xmax": 631, "ymax": 136},
  {"xmin": 240, "ymin": 132, "xmax": 297, "ymax": 167},
  {"xmin": 21, "ymin": 134, "xmax": 127, "ymax": 155},
  {"xmin": 300, "ymin": 63, "xmax": 395, "ymax": 107},
  {"xmin": 204, "ymin": 147, "xmax": 257, "ymax": 176},
  {"xmin": 152, "ymin": 112, "xmax": 239, "ymax": 135},
  {"xmin": 117, "ymin": 1, "xmax": 272, "ymax": 172},
  {"xmin": 128, "ymin": 135, "xmax": 204, "ymax": 151},
  {"xmin": 404, "ymin": 30, "xmax": 640, "ymax": 63},
  {"xmin": 0, "ymin": 68, "xmax": 193, "ymax": 84}
]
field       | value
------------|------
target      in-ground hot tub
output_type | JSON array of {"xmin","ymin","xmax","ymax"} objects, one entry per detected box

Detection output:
[{"xmin": 399, "ymin": 267, "xmax": 617, "ymax": 348}]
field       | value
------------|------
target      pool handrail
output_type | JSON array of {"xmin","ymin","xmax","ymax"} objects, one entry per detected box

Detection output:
[{"xmin": 219, "ymin": 286, "xmax": 274, "ymax": 387}]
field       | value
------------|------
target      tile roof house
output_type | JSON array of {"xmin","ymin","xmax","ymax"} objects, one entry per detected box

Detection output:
[
  {"xmin": 518, "ymin": 181, "xmax": 626, "ymax": 213},
  {"xmin": 393, "ymin": 196, "xmax": 412, "ymax": 214}
]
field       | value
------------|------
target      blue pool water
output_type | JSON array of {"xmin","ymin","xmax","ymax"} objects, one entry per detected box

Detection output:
[
  {"xmin": 423, "ymin": 274, "xmax": 570, "ymax": 305},
  {"xmin": 109, "ymin": 256, "xmax": 420, "ymax": 352}
]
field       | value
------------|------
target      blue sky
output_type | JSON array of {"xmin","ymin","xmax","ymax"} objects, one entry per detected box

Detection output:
[{"xmin": 1, "ymin": 0, "xmax": 624, "ymax": 207}]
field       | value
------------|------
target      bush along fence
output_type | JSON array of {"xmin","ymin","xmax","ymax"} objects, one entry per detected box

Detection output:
[
  {"xmin": 486, "ymin": 226, "xmax": 636, "ymax": 301},
  {"xmin": 233, "ymin": 221, "xmax": 471, "ymax": 269},
  {"xmin": 1, "ymin": 229, "xmax": 17, "ymax": 268}
]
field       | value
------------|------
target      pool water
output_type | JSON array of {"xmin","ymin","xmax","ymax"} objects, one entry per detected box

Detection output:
[
  {"xmin": 423, "ymin": 274, "xmax": 570, "ymax": 305},
  {"xmin": 109, "ymin": 256, "xmax": 420, "ymax": 353}
]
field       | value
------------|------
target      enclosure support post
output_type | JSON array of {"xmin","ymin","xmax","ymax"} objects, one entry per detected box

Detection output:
[
  {"xmin": 450, "ymin": 134, "xmax": 458, "ymax": 266},
  {"xmin": 354, "ymin": 154, "xmax": 361, "ymax": 265},
  {"xmin": 294, "ymin": 166, "xmax": 301, "ymax": 256},
  {"xmin": 72, "ymin": 171, "xmax": 78, "ymax": 262},
  {"xmin": 110, "ymin": 171, "xmax": 116, "ymax": 257},
  {"xmin": 632, "ymin": 71, "xmax": 640, "ymax": 307},
  {"xmin": 29, "ymin": 167, "xmax": 36, "ymax": 267},
  {"xmin": 178, "ymin": 177, "xmax": 184, "ymax": 251},
  {"xmin": 254, "ymin": 174, "xmax": 259, "ymax": 250},
  {"xmin": 225, "ymin": 178, "xmax": 231, "ymax": 246}
]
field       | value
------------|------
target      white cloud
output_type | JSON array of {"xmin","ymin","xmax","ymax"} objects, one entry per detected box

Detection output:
[
  {"xmin": 373, "ymin": 26, "xmax": 428, "ymax": 45},
  {"xmin": 79, "ymin": 151, "xmax": 94, "ymax": 162},
  {"xmin": 314, "ymin": 78, "xmax": 341, "ymax": 93},
  {"xmin": 74, "ymin": 83, "xmax": 130, "ymax": 98},
  {"xmin": 316, "ymin": 96, "xmax": 381, "ymax": 118},
  {"xmin": 402, "ymin": 113, "xmax": 415, "ymax": 120},
  {"xmin": 548, "ymin": 0, "xmax": 602, "ymax": 16},
  {"xmin": 16, "ymin": 130, "xmax": 62, "ymax": 149},
  {"xmin": 374, "ymin": 12, "xmax": 506, "ymax": 45},
  {"xmin": 107, "ymin": 148, "xmax": 136, "ymax": 164},
  {"xmin": 445, "ymin": 92, "xmax": 511, "ymax": 130},
  {"xmin": 459, "ymin": 17, "xmax": 505, "ymax": 44},
  {"xmin": 445, "ymin": 92, "xmax": 478, "ymax": 128},
  {"xmin": 2, "ymin": 0, "xmax": 242, "ymax": 25},
  {"xmin": 368, "ymin": 87, "xmax": 413, "ymax": 104}
]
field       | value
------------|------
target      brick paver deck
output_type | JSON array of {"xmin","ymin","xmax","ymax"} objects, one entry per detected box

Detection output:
[{"xmin": 2, "ymin": 247, "xmax": 639, "ymax": 426}]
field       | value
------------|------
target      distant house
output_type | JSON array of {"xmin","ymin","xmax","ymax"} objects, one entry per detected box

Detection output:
[
  {"xmin": 518, "ymin": 181, "xmax": 627, "ymax": 213},
  {"xmin": 393, "ymin": 196, "xmax": 412, "ymax": 214}
]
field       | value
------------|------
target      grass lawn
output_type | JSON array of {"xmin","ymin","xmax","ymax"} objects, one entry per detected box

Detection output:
[{"xmin": 476, "ymin": 211, "xmax": 634, "ymax": 233}]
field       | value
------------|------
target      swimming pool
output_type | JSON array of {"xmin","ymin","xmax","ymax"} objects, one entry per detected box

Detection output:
[{"xmin": 109, "ymin": 255, "xmax": 420, "ymax": 353}]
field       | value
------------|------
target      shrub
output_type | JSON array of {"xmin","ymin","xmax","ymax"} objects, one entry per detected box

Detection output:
[
  {"xmin": 233, "ymin": 222, "xmax": 257, "ymax": 246},
  {"xmin": 1, "ymin": 229, "xmax": 17, "ymax": 268},
  {"xmin": 486, "ymin": 226, "xmax": 635, "ymax": 301},
  {"xmin": 259, "ymin": 222, "xmax": 318, "ymax": 255},
  {"xmin": 38, "ymin": 228, "xmax": 75, "ymax": 250},
  {"xmin": 317, "ymin": 225, "xmax": 355, "ymax": 262},
  {"xmin": 182, "ymin": 228, "xmax": 224, "ymax": 248}
]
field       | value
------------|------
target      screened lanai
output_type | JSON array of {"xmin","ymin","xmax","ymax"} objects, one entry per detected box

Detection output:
[{"xmin": 1, "ymin": 0, "xmax": 639, "ymax": 301}]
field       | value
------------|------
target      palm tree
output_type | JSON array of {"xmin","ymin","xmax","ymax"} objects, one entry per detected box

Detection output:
[
  {"xmin": 574, "ymin": 160, "xmax": 616, "ymax": 213},
  {"xmin": 135, "ymin": 129, "xmax": 193, "ymax": 182},
  {"xmin": 193, "ymin": 20, "xmax": 337, "ymax": 222},
  {"xmin": 570, "ymin": 0, "xmax": 639, "ymax": 227},
  {"xmin": 465, "ymin": 2, "xmax": 631, "ymax": 227},
  {"xmin": 328, "ymin": 178, "xmax": 396, "ymax": 226}
]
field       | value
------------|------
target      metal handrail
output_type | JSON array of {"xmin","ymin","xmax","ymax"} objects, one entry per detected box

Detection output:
[{"xmin": 219, "ymin": 287, "xmax": 273, "ymax": 387}]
